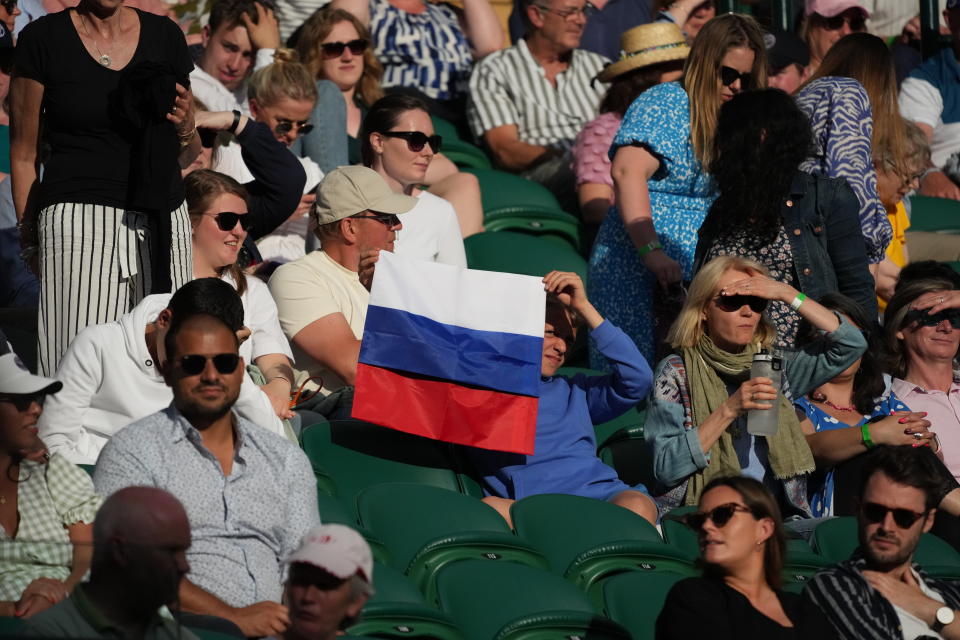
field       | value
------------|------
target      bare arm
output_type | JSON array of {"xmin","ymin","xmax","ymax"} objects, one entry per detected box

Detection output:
[
  {"xmin": 803, "ymin": 412, "xmax": 931, "ymax": 467},
  {"xmin": 64, "ymin": 522, "xmax": 93, "ymax": 590},
  {"xmin": 483, "ymin": 124, "xmax": 555, "ymax": 172},
  {"xmin": 577, "ymin": 182, "xmax": 613, "ymax": 225},
  {"xmin": 458, "ymin": 0, "xmax": 504, "ymax": 58},
  {"xmin": 10, "ymin": 76, "xmax": 44, "ymax": 224},
  {"xmin": 179, "ymin": 578, "xmax": 290, "ymax": 637},
  {"xmin": 331, "ymin": 0, "xmax": 370, "ymax": 26},
  {"xmin": 254, "ymin": 352, "xmax": 295, "ymax": 419},
  {"xmin": 291, "ymin": 314, "xmax": 361, "ymax": 386}
]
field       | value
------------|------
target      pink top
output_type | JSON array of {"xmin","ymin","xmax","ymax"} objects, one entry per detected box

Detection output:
[
  {"xmin": 892, "ymin": 376, "xmax": 960, "ymax": 482},
  {"xmin": 571, "ymin": 112, "xmax": 622, "ymax": 193}
]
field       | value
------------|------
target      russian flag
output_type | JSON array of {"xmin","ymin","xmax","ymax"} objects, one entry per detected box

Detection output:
[{"xmin": 351, "ymin": 251, "xmax": 546, "ymax": 455}]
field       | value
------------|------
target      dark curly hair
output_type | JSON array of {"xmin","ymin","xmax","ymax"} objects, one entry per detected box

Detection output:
[{"xmin": 700, "ymin": 89, "xmax": 813, "ymax": 245}]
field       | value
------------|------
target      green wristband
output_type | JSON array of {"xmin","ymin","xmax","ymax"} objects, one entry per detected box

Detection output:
[
  {"xmin": 637, "ymin": 239, "xmax": 662, "ymax": 258},
  {"xmin": 861, "ymin": 422, "xmax": 875, "ymax": 449},
  {"xmin": 790, "ymin": 292, "xmax": 807, "ymax": 311}
]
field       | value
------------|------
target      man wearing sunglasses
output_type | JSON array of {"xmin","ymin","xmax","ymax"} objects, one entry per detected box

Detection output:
[
  {"xmin": 94, "ymin": 308, "xmax": 318, "ymax": 639},
  {"xmin": 805, "ymin": 446, "xmax": 960, "ymax": 639}
]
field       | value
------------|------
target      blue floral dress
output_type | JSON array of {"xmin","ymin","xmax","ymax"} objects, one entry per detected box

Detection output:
[
  {"xmin": 794, "ymin": 381, "xmax": 909, "ymax": 517},
  {"xmin": 588, "ymin": 82, "xmax": 716, "ymax": 365}
]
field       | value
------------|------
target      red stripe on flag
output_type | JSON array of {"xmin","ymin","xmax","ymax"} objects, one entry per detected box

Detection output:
[{"xmin": 351, "ymin": 363, "xmax": 538, "ymax": 455}]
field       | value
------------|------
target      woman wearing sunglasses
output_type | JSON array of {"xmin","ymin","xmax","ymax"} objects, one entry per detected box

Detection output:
[
  {"xmin": 656, "ymin": 476, "xmax": 836, "ymax": 638},
  {"xmin": 796, "ymin": 33, "xmax": 907, "ymax": 279},
  {"xmin": 800, "ymin": 0, "xmax": 868, "ymax": 75},
  {"xmin": 694, "ymin": 89, "xmax": 875, "ymax": 350},
  {"xmin": 588, "ymin": 14, "xmax": 767, "ymax": 367},
  {"xmin": 357, "ymin": 94, "xmax": 466, "ymax": 267},
  {"xmin": 643, "ymin": 255, "xmax": 866, "ymax": 518},
  {"xmin": 295, "ymin": 7, "xmax": 484, "ymax": 237},
  {"xmin": 186, "ymin": 169, "xmax": 296, "ymax": 421}
]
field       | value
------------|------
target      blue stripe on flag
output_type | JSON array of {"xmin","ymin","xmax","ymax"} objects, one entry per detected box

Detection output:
[{"xmin": 359, "ymin": 304, "xmax": 543, "ymax": 397}]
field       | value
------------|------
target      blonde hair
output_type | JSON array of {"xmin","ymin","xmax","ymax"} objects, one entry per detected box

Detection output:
[
  {"xmin": 248, "ymin": 48, "xmax": 318, "ymax": 108},
  {"xmin": 683, "ymin": 13, "xmax": 767, "ymax": 168},
  {"xmin": 295, "ymin": 7, "xmax": 385, "ymax": 107},
  {"xmin": 666, "ymin": 255, "xmax": 776, "ymax": 349}
]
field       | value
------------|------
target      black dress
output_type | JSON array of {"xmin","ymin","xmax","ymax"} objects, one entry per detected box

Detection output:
[{"xmin": 655, "ymin": 576, "xmax": 838, "ymax": 640}]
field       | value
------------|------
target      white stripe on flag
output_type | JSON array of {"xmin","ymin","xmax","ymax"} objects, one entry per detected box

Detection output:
[{"xmin": 370, "ymin": 252, "xmax": 546, "ymax": 338}]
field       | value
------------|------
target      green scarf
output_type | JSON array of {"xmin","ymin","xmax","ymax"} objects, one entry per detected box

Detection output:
[{"xmin": 680, "ymin": 336, "xmax": 815, "ymax": 506}]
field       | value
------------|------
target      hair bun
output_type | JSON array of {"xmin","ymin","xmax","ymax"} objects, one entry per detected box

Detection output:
[{"xmin": 273, "ymin": 48, "xmax": 299, "ymax": 64}]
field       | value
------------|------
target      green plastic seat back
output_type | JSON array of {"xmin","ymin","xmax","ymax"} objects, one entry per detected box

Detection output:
[
  {"xmin": 367, "ymin": 562, "xmax": 428, "ymax": 606},
  {"xmin": 909, "ymin": 196, "xmax": 960, "ymax": 233},
  {"xmin": 596, "ymin": 430, "xmax": 657, "ymax": 491},
  {"xmin": 463, "ymin": 168, "xmax": 566, "ymax": 216},
  {"xmin": 602, "ymin": 570, "xmax": 687, "ymax": 640},
  {"xmin": 660, "ymin": 507, "xmax": 700, "ymax": 559},
  {"xmin": 78, "ymin": 464, "xmax": 96, "ymax": 478},
  {"xmin": 0, "ymin": 616, "xmax": 25, "ymax": 637},
  {"xmin": 431, "ymin": 116, "xmax": 461, "ymax": 141},
  {"xmin": 301, "ymin": 420, "xmax": 461, "ymax": 519},
  {"xmin": 811, "ymin": 516, "xmax": 960, "ymax": 571},
  {"xmin": 782, "ymin": 537, "xmax": 828, "ymax": 589},
  {"xmin": 465, "ymin": 231, "xmax": 587, "ymax": 281},
  {"xmin": 436, "ymin": 559, "xmax": 629, "ymax": 640}
]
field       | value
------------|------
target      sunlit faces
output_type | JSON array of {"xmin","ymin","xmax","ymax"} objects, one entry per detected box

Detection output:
[
  {"xmin": 702, "ymin": 268, "xmax": 763, "ymax": 352},
  {"xmin": 718, "ymin": 46, "xmax": 755, "ymax": 102},
  {"xmin": 768, "ymin": 63, "xmax": 805, "ymax": 95},
  {"xmin": 858, "ymin": 471, "xmax": 933, "ymax": 570},
  {"xmin": 0, "ymin": 0, "xmax": 20, "ymax": 35},
  {"xmin": 684, "ymin": 1, "xmax": 716, "ymax": 41},
  {"xmin": 897, "ymin": 297, "xmax": 960, "ymax": 366},
  {"xmin": 350, "ymin": 209, "xmax": 403, "ymax": 254},
  {"xmin": 0, "ymin": 392, "xmax": 45, "ymax": 457},
  {"xmin": 200, "ymin": 23, "xmax": 255, "ymax": 92},
  {"xmin": 541, "ymin": 305, "xmax": 575, "ymax": 377},
  {"xmin": 249, "ymin": 96, "xmax": 316, "ymax": 147},
  {"xmin": 533, "ymin": 0, "xmax": 588, "ymax": 51},
  {"xmin": 697, "ymin": 485, "xmax": 772, "ymax": 571},
  {"xmin": 192, "ymin": 193, "xmax": 248, "ymax": 271},
  {"xmin": 807, "ymin": 9, "xmax": 865, "ymax": 63},
  {"xmin": 320, "ymin": 20, "xmax": 366, "ymax": 92},
  {"xmin": 285, "ymin": 564, "xmax": 367, "ymax": 640},
  {"xmin": 372, "ymin": 108, "xmax": 436, "ymax": 188}
]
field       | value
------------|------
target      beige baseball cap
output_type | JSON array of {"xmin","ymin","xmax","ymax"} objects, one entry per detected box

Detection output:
[
  {"xmin": 286, "ymin": 524, "xmax": 374, "ymax": 583},
  {"xmin": 313, "ymin": 166, "xmax": 418, "ymax": 226}
]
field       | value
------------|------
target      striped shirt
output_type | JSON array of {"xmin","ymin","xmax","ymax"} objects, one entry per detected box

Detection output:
[
  {"xmin": 467, "ymin": 38, "xmax": 608, "ymax": 149},
  {"xmin": 804, "ymin": 550, "xmax": 960, "ymax": 640},
  {"xmin": 372, "ymin": 0, "xmax": 474, "ymax": 101}
]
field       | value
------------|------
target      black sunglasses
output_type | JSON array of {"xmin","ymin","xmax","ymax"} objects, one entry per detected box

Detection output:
[
  {"xmin": 905, "ymin": 308, "xmax": 960, "ymax": 330},
  {"xmin": 275, "ymin": 119, "xmax": 314, "ymax": 137},
  {"xmin": 814, "ymin": 12, "xmax": 866, "ymax": 32},
  {"xmin": 719, "ymin": 65, "xmax": 751, "ymax": 90},
  {"xmin": 861, "ymin": 501, "xmax": 927, "ymax": 529},
  {"xmin": 320, "ymin": 38, "xmax": 369, "ymax": 58},
  {"xmin": 352, "ymin": 213, "xmax": 401, "ymax": 227},
  {"xmin": 686, "ymin": 503, "xmax": 754, "ymax": 533},
  {"xmin": 0, "ymin": 393, "xmax": 45, "ymax": 411},
  {"xmin": 714, "ymin": 294, "xmax": 768, "ymax": 314},
  {"xmin": 380, "ymin": 131, "xmax": 442, "ymax": 154},
  {"xmin": 204, "ymin": 212, "xmax": 252, "ymax": 232},
  {"xmin": 0, "ymin": 0, "xmax": 17, "ymax": 12},
  {"xmin": 177, "ymin": 353, "xmax": 240, "ymax": 376}
]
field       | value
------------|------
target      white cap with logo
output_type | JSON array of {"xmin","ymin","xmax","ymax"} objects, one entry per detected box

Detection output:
[
  {"xmin": 287, "ymin": 524, "xmax": 374, "ymax": 583},
  {"xmin": 0, "ymin": 341, "xmax": 61, "ymax": 396}
]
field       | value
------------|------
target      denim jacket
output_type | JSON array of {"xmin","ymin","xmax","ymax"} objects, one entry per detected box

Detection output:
[{"xmin": 694, "ymin": 172, "xmax": 877, "ymax": 319}]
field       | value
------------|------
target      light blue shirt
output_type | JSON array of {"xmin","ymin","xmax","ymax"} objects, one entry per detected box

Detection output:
[{"xmin": 93, "ymin": 406, "xmax": 318, "ymax": 607}]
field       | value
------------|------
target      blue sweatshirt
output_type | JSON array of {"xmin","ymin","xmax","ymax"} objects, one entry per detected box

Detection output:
[{"xmin": 468, "ymin": 320, "xmax": 653, "ymax": 500}]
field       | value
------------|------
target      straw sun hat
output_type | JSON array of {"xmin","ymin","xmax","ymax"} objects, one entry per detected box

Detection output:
[{"xmin": 596, "ymin": 22, "xmax": 690, "ymax": 83}]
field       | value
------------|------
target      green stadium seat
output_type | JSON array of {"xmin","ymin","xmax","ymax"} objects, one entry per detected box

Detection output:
[
  {"xmin": 187, "ymin": 630, "xmax": 242, "ymax": 640},
  {"xmin": 510, "ymin": 494, "xmax": 697, "ymax": 607},
  {"xmin": 660, "ymin": 507, "xmax": 700, "ymax": 559},
  {"xmin": 435, "ymin": 559, "xmax": 632, "ymax": 640},
  {"xmin": 431, "ymin": 116, "xmax": 461, "ymax": 141},
  {"xmin": 356, "ymin": 483, "xmax": 549, "ymax": 603},
  {"xmin": 597, "ymin": 427, "xmax": 658, "ymax": 492},
  {"xmin": 79, "ymin": 464, "xmax": 96, "ymax": 478},
  {"xmin": 811, "ymin": 516, "xmax": 960, "ymax": 579},
  {"xmin": 442, "ymin": 140, "xmax": 493, "ymax": 170},
  {"xmin": 782, "ymin": 537, "xmax": 829, "ymax": 591},
  {"xmin": 909, "ymin": 196, "xmax": 960, "ymax": 233},
  {"xmin": 300, "ymin": 420, "xmax": 463, "ymax": 520},
  {"xmin": 0, "ymin": 616, "xmax": 24, "ymax": 636},
  {"xmin": 465, "ymin": 231, "xmax": 587, "ymax": 281},
  {"xmin": 602, "ymin": 570, "xmax": 688, "ymax": 640}
]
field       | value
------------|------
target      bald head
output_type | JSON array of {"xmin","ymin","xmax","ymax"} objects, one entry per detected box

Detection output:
[{"xmin": 95, "ymin": 487, "xmax": 190, "ymax": 549}]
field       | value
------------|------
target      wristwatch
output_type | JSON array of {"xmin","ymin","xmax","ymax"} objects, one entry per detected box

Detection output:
[{"xmin": 932, "ymin": 606, "xmax": 955, "ymax": 632}]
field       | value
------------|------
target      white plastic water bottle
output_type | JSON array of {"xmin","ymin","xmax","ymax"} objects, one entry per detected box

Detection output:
[{"xmin": 747, "ymin": 349, "xmax": 782, "ymax": 437}]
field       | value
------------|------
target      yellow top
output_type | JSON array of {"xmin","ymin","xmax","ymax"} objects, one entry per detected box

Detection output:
[{"xmin": 878, "ymin": 201, "xmax": 911, "ymax": 311}]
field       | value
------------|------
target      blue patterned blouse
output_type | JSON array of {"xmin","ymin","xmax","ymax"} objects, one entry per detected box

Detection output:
[{"xmin": 796, "ymin": 76, "xmax": 891, "ymax": 264}]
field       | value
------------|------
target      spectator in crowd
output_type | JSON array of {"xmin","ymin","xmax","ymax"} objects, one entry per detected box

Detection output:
[
  {"xmin": 214, "ymin": 49, "xmax": 323, "ymax": 264},
  {"xmin": 0, "ymin": 177, "xmax": 38, "ymax": 308},
  {"xmin": 11, "ymin": 0, "xmax": 198, "ymax": 375},
  {"xmin": 694, "ymin": 89, "xmax": 876, "ymax": 349},
  {"xmin": 899, "ymin": 0, "xmax": 960, "ymax": 201},
  {"xmin": 186, "ymin": 170, "xmax": 295, "ymax": 420},
  {"xmin": 280, "ymin": 524, "xmax": 374, "ymax": 640},
  {"xmin": 469, "ymin": 271, "xmax": 658, "ymax": 526},
  {"xmin": 466, "ymin": 0, "xmax": 609, "ymax": 212},
  {"xmin": 359, "ymin": 94, "xmax": 466, "ymax": 267},
  {"xmin": 653, "ymin": 0, "xmax": 714, "ymax": 42},
  {"xmin": 885, "ymin": 279, "xmax": 960, "ymax": 483},
  {"xmin": 643, "ymin": 256, "xmax": 867, "ymax": 518},
  {"xmin": 897, "ymin": 261, "xmax": 960, "ymax": 292},
  {"xmin": 863, "ymin": 1, "xmax": 924, "ymax": 39},
  {"xmin": 93, "ymin": 307, "xmax": 317, "ymax": 638},
  {"xmin": 805, "ymin": 446, "xmax": 960, "ymax": 640},
  {"xmin": 656, "ymin": 477, "xmax": 836, "ymax": 638},
  {"xmin": 588, "ymin": 13, "xmax": 766, "ymax": 365},
  {"xmin": 38, "ymin": 278, "xmax": 288, "ymax": 465},
  {"xmin": 801, "ymin": 0, "xmax": 869, "ymax": 76},
  {"xmin": 571, "ymin": 22, "xmax": 687, "ymax": 228},
  {"xmin": 0, "ymin": 337, "xmax": 99, "ymax": 620},
  {"xmin": 765, "ymin": 29, "xmax": 809, "ymax": 94},
  {"xmin": 23, "ymin": 487, "xmax": 199, "ymax": 639},
  {"xmin": 269, "ymin": 166, "xmax": 416, "ymax": 418},
  {"xmin": 295, "ymin": 7, "xmax": 484, "ymax": 237},
  {"xmin": 796, "ymin": 32, "xmax": 905, "ymax": 275},
  {"xmin": 331, "ymin": 0, "xmax": 503, "ymax": 123}
]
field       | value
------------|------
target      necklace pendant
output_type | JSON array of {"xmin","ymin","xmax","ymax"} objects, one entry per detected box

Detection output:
[
  {"xmin": 0, "ymin": 495, "xmax": 5, "ymax": 505},
  {"xmin": 98, "ymin": 54, "xmax": 111, "ymax": 67}
]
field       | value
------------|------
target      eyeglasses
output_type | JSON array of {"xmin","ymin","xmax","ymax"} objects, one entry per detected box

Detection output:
[
  {"xmin": 0, "ymin": 393, "xmax": 44, "ymax": 411},
  {"xmin": 813, "ymin": 11, "xmax": 866, "ymax": 33},
  {"xmin": 352, "ymin": 213, "xmax": 401, "ymax": 227},
  {"xmin": 719, "ymin": 66, "xmax": 752, "ymax": 90},
  {"xmin": 204, "ymin": 212, "xmax": 252, "ymax": 232},
  {"xmin": 380, "ymin": 131, "xmax": 442, "ymax": 154},
  {"xmin": 0, "ymin": 0, "xmax": 17, "ymax": 13},
  {"xmin": 686, "ymin": 503, "xmax": 754, "ymax": 533},
  {"xmin": 320, "ymin": 38, "xmax": 369, "ymax": 58},
  {"xmin": 860, "ymin": 501, "xmax": 927, "ymax": 529},
  {"xmin": 534, "ymin": 3, "xmax": 595, "ymax": 20},
  {"xmin": 714, "ymin": 294, "xmax": 768, "ymax": 314},
  {"xmin": 905, "ymin": 308, "xmax": 960, "ymax": 330},
  {"xmin": 274, "ymin": 119, "xmax": 314, "ymax": 137},
  {"xmin": 177, "ymin": 353, "xmax": 241, "ymax": 376}
]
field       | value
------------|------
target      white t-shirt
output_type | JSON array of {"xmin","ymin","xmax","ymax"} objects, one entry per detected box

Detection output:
[
  {"xmin": 394, "ymin": 191, "xmax": 467, "ymax": 268},
  {"xmin": 268, "ymin": 250, "xmax": 368, "ymax": 396},
  {"xmin": 891, "ymin": 567, "xmax": 946, "ymax": 639},
  {"xmin": 222, "ymin": 272, "xmax": 294, "ymax": 365},
  {"xmin": 900, "ymin": 75, "xmax": 960, "ymax": 170}
]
